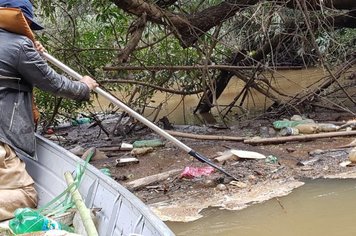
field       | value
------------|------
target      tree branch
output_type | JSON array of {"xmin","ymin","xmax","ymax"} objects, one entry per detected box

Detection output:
[
  {"xmin": 118, "ymin": 13, "xmax": 147, "ymax": 63},
  {"xmin": 111, "ymin": 0, "xmax": 356, "ymax": 48},
  {"xmin": 101, "ymin": 79, "xmax": 203, "ymax": 95}
]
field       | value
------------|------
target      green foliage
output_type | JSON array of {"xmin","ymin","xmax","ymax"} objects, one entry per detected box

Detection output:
[
  {"xmin": 34, "ymin": 0, "xmax": 129, "ymax": 127},
  {"xmin": 31, "ymin": 0, "xmax": 355, "ymax": 126}
]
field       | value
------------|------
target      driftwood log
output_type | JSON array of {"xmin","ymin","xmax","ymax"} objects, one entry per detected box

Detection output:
[
  {"xmin": 244, "ymin": 130, "xmax": 356, "ymax": 145},
  {"xmin": 125, "ymin": 169, "xmax": 181, "ymax": 191}
]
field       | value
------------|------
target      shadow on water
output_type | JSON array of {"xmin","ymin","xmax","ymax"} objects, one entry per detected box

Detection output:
[{"xmin": 167, "ymin": 178, "xmax": 356, "ymax": 236}]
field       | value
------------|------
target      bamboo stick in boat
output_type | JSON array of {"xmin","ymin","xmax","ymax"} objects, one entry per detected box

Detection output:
[{"xmin": 64, "ymin": 172, "xmax": 98, "ymax": 236}]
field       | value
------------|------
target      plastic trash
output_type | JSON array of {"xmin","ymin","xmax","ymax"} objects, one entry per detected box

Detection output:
[
  {"xmin": 45, "ymin": 128, "xmax": 55, "ymax": 135},
  {"xmin": 273, "ymin": 119, "xmax": 314, "ymax": 129},
  {"xmin": 132, "ymin": 139, "xmax": 164, "ymax": 148},
  {"xmin": 294, "ymin": 123, "xmax": 319, "ymax": 134},
  {"xmin": 71, "ymin": 117, "xmax": 92, "ymax": 126},
  {"xmin": 180, "ymin": 166, "xmax": 215, "ymax": 179},
  {"xmin": 290, "ymin": 115, "xmax": 303, "ymax": 121},
  {"xmin": 279, "ymin": 127, "xmax": 299, "ymax": 136},
  {"xmin": 230, "ymin": 150, "xmax": 266, "ymax": 159},
  {"xmin": 348, "ymin": 147, "xmax": 356, "ymax": 163},
  {"xmin": 317, "ymin": 123, "xmax": 340, "ymax": 132},
  {"xmin": 9, "ymin": 208, "xmax": 64, "ymax": 234},
  {"xmin": 130, "ymin": 147, "xmax": 154, "ymax": 156},
  {"xmin": 100, "ymin": 168, "xmax": 111, "ymax": 177},
  {"xmin": 265, "ymin": 155, "xmax": 278, "ymax": 164},
  {"xmin": 120, "ymin": 142, "xmax": 133, "ymax": 150}
]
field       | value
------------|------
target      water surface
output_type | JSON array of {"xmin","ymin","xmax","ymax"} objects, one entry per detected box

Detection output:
[{"xmin": 167, "ymin": 179, "xmax": 356, "ymax": 236}]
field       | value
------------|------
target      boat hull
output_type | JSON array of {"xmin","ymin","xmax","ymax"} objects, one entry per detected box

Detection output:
[{"xmin": 21, "ymin": 135, "xmax": 174, "ymax": 236}]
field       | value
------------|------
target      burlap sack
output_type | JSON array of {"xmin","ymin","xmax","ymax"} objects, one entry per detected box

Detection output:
[{"xmin": 0, "ymin": 144, "xmax": 37, "ymax": 221}]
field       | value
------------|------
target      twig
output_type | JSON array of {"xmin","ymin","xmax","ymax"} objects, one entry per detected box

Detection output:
[{"xmin": 100, "ymin": 79, "xmax": 203, "ymax": 95}]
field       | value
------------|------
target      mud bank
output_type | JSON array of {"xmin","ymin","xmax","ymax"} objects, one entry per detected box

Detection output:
[
  {"xmin": 52, "ymin": 114, "xmax": 356, "ymax": 222},
  {"xmin": 150, "ymin": 179, "xmax": 304, "ymax": 222}
]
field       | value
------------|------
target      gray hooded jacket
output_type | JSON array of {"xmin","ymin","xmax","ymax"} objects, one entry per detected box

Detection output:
[{"xmin": 0, "ymin": 29, "xmax": 90, "ymax": 158}]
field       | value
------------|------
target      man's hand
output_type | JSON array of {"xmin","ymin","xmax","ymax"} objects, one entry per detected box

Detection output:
[
  {"xmin": 34, "ymin": 41, "xmax": 46, "ymax": 53},
  {"xmin": 80, "ymin": 76, "xmax": 99, "ymax": 90}
]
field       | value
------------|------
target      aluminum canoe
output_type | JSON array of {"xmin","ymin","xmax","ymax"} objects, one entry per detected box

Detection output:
[{"xmin": 21, "ymin": 134, "xmax": 175, "ymax": 236}]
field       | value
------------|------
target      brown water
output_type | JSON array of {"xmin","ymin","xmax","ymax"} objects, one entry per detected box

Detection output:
[
  {"xmin": 167, "ymin": 179, "xmax": 356, "ymax": 236},
  {"xmin": 145, "ymin": 68, "xmax": 326, "ymax": 124},
  {"xmin": 95, "ymin": 68, "xmax": 328, "ymax": 124}
]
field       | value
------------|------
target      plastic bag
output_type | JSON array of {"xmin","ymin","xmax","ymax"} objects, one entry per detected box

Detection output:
[
  {"xmin": 9, "ymin": 208, "xmax": 63, "ymax": 234},
  {"xmin": 180, "ymin": 166, "xmax": 215, "ymax": 179}
]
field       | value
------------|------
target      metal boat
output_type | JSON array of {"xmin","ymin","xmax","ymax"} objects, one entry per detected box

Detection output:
[{"xmin": 21, "ymin": 134, "xmax": 175, "ymax": 236}]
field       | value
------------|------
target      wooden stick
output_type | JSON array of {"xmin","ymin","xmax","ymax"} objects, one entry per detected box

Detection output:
[
  {"xmin": 125, "ymin": 169, "xmax": 181, "ymax": 191},
  {"xmin": 165, "ymin": 130, "xmax": 245, "ymax": 142},
  {"xmin": 244, "ymin": 130, "xmax": 356, "ymax": 145},
  {"xmin": 64, "ymin": 172, "xmax": 98, "ymax": 236}
]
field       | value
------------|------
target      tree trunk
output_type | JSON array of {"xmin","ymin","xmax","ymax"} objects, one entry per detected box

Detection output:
[{"xmin": 112, "ymin": 0, "xmax": 356, "ymax": 48}]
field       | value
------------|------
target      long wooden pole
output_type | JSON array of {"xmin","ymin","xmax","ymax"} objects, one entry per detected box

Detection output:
[
  {"xmin": 42, "ymin": 52, "xmax": 238, "ymax": 180},
  {"xmin": 244, "ymin": 130, "xmax": 356, "ymax": 145},
  {"xmin": 166, "ymin": 130, "xmax": 245, "ymax": 142}
]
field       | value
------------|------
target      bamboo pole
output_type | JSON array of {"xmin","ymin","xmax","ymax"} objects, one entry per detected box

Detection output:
[
  {"xmin": 64, "ymin": 172, "xmax": 98, "ymax": 236},
  {"xmin": 244, "ymin": 130, "xmax": 356, "ymax": 145}
]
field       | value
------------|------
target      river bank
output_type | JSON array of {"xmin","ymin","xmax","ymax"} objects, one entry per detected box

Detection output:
[{"xmin": 51, "ymin": 111, "xmax": 356, "ymax": 222}]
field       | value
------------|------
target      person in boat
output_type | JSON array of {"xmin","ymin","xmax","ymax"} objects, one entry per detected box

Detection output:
[{"xmin": 0, "ymin": 0, "xmax": 98, "ymax": 220}]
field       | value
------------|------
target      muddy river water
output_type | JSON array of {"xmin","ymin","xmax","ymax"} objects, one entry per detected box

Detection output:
[
  {"xmin": 167, "ymin": 179, "xmax": 356, "ymax": 236},
  {"xmin": 144, "ymin": 68, "xmax": 327, "ymax": 124},
  {"xmin": 96, "ymin": 68, "xmax": 330, "ymax": 125}
]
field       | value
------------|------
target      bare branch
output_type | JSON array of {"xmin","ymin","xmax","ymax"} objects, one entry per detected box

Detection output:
[
  {"xmin": 103, "ymin": 65, "xmax": 302, "ymax": 71},
  {"xmin": 101, "ymin": 79, "xmax": 203, "ymax": 95}
]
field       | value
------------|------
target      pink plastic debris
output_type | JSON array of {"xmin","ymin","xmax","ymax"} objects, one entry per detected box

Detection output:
[{"xmin": 180, "ymin": 166, "xmax": 215, "ymax": 179}]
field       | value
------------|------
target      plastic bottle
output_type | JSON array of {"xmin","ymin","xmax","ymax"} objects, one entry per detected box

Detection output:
[
  {"xmin": 279, "ymin": 127, "xmax": 299, "ymax": 136},
  {"xmin": 273, "ymin": 119, "xmax": 314, "ymax": 129},
  {"xmin": 71, "ymin": 117, "xmax": 92, "ymax": 126},
  {"xmin": 9, "ymin": 208, "xmax": 62, "ymax": 234},
  {"xmin": 295, "ymin": 123, "xmax": 319, "ymax": 134},
  {"xmin": 133, "ymin": 139, "xmax": 164, "ymax": 148},
  {"xmin": 317, "ymin": 123, "xmax": 340, "ymax": 132}
]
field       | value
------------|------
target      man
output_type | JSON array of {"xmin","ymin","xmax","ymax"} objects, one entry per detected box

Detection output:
[{"xmin": 0, "ymin": 0, "xmax": 98, "ymax": 220}]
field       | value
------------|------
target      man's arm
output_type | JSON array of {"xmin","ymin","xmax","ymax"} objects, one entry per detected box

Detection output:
[{"xmin": 18, "ymin": 38, "xmax": 98, "ymax": 100}]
